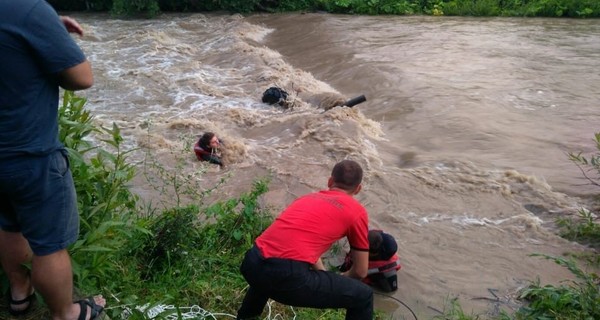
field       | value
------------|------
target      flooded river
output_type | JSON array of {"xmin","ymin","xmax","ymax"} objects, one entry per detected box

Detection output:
[{"xmin": 72, "ymin": 12, "xmax": 599, "ymax": 318}]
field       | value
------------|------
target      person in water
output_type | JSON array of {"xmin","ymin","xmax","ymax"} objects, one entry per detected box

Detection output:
[
  {"xmin": 339, "ymin": 229, "xmax": 401, "ymax": 292},
  {"xmin": 194, "ymin": 132, "xmax": 223, "ymax": 167}
]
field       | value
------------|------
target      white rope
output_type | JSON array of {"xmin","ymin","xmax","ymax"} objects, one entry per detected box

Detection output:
[{"xmin": 117, "ymin": 298, "xmax": 296, "ymax": 320}]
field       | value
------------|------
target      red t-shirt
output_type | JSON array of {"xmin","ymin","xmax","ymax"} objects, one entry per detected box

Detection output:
[{"xmin": 256, "ymin": 189, "xmax": 369, "ymax": 264}]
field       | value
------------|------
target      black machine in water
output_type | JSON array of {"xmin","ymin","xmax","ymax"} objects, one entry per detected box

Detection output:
[{"xmin": 344, "ymin": 94, "xmax": 366, "ymax": 108}]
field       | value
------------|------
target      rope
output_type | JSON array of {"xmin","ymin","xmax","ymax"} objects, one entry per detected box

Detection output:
[
  {"xmin": 374, "ymin": 292, "xmax": 418, "ymax": 320},
  {"xmin": 118, "ymin": 300, "xmax": 295, "ymax": 320}
]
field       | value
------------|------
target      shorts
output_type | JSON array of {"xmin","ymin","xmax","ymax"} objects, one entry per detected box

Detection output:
[{"xmin": 0, "ymin": 149, "xmax": 79, "ymax": 256}]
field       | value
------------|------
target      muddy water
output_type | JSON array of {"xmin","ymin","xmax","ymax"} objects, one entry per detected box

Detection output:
[{"xmin": 71, "ymin": 13, "xmax": 598, "ymax": 318}]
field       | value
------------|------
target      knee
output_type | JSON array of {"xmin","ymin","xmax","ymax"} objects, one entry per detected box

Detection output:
[{"xmin": 357, "ymin": 283, "xmax": 374, "ymax": 306}]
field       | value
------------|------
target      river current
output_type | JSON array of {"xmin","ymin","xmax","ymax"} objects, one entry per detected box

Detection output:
[{"xmin": 71, "ymin": 13, "xmax": 598, "ymax": 318}]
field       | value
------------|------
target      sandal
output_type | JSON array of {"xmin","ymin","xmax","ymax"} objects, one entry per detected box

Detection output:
[
  {"xmin": 76, "ymin": 297, "xmax": 105, "ymax": 320},
  {"xmin": 7, "ymin": 290, "xmax": 36, "ymax": 316}
]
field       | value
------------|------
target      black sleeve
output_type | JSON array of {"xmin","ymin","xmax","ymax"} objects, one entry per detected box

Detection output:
[
  {"xmin": 201, "ymin": 154, "xmax": 223, "ymax": 166},
  {"xmin": 379, "ymin": 233, "xmax": 398, "ymax": 261}
]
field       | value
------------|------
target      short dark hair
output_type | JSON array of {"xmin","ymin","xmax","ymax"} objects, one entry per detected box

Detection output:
[
  {"xmin": 199, "ymin": 132, "xmax": 216, "ymax": 149},
  {"xmin": 331, "ymin": 160, "xmax": 363, "ymax": 191},
  {"xmin": 368, "ymin": 230, "xmax": 383, "ymax": 254}
]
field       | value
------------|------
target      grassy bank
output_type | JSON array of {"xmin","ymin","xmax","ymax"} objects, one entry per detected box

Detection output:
[{"xmin": 48, "ymin": 0, "xmax": 600, "ymax": 18}]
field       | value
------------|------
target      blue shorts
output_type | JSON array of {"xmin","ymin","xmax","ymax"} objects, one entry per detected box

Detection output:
[{"xmin": 0, "ymin": 149, "xmax": 79, "ymax": 256}]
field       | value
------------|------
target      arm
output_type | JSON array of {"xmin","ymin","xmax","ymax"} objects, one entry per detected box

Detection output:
[
  {"xmin": 57, "ymin": 61, "xmax": 93, "ymax": 90},
  {"xmin": 56, "ymin": 16, "xmax": 93, "ymax": 90},
  {"xmin": 201, "ymin": 154, "xmax": 223, "ymax": 167},
  {"xmin": 341, "ymin": 249, "xmax": 368, "ymax": 280},
  {"xmin": 312, "ymin": 258, "xmax": 326, "ymax": 271}
]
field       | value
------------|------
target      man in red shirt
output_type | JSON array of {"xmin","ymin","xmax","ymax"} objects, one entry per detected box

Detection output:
[{"xmin": 236, "ymin": 160, "xmax": 372, "ymax": 320}]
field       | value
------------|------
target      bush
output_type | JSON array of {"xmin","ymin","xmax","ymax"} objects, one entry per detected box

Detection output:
[
  {"xmin": 444, "ymin": 0, "xmax": 501, "ymax": 16},
  {"xmin": 514, "ymin": 254, "xmax": 600, "ymax": 319},
  {"xmin": 558, "ymin": 208, "xmax": 600, "ymax": 249},
  {"xmin": 111, "ymin": 0, "xmax": 160, "ymax": 17},
  {"xmin": 59, "ymin": 91, "xmax": 147, "ymax": 290}
]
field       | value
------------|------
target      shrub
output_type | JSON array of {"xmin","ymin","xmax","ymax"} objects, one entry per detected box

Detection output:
[
  {"xmin": 514, "ymin": 254, "xmax": 600, "ymax": 319},
  {"xmin": 59, "ymin": 91, "xmax": 147, "ymax": 290}
]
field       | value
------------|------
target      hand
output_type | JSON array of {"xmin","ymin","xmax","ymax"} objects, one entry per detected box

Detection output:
[
  {"xmin": 311, "ymin": 258, "xmax": 326, "ymax": 271},
  {"xmin": 60, "ymin": 16, "xmax": 84, "ymax": 36}
]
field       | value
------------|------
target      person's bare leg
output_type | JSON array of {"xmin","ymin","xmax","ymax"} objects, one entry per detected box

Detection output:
[
  {"xmin": 32, "ymin": 249, "xmax": 105, "ymax": 320},
  {"xmin": 0, "ymin": 230, "xmax": 34, "ymax": 312}
]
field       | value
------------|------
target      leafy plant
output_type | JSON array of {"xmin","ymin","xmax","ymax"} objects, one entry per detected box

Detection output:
[
  {"xmin": 134, "ymin": 205, "xmax": 201, "ymax": 279},
  {"xmin": 558, "ymin": 132, "xmax": 600, "ymax": 248},
  {"xmin": 111, "ymin": 0, "xmax": 160, "ymax": 17},
  {"xmin": 202, "ymin": 178, "xmax": 272, "ymax": 254},
  {"xmin": 569, "ymin": 132, "xmax": 600, "ymax": 190},
  {"xmin": 59, "ymin": 91, "xmax": 148, "ymax": 290},
  {"xmin": 558, "ymin": 208, "xmax": 600, "ymax": 249},
  {"xmin": 514, "ymin": 254, "xmax": 600, "ymax": 319}
]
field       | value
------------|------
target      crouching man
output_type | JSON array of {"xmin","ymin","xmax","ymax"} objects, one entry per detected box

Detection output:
[{"xmin": 236, "ymin": 160, "xmax": 373, "ymax": 320}]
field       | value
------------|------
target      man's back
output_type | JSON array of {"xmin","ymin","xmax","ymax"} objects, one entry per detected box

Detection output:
[{"xmin": 256, "ymin": 189, "xmax": 369, "ymax": 264}]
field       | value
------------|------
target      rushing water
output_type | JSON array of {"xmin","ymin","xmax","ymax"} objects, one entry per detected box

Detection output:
[{"xmin": 71, "ymin": 12, "xmax": 598, "ymax": 318}]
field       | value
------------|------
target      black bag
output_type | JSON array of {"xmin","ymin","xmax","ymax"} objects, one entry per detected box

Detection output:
[{"xmin": 262, "ymin": 87, "xmax": 288, "ymax": 106}]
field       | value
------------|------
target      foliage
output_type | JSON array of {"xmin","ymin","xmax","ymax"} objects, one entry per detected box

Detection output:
[
  {"xmin": 569, "ymin": 132, "xmax": 600, "ymax": 192},
  {"xmin": 558, "ymin": 208, "xmax": 600, "ymax": 249},
  {"xmin": 513, "ymin": 254, "xmax": 600, "ymax": 320},
  {"xmin": 133, "ymin": 205, "xmax": 202, "ymax": 279},
  {"xmin": 432, "ymin": 297, "xmax": 482, "ymax": 320},
  {"xmin": 47, "ymin": 0, "xmax": 112, "ymax": 11},
  {"xmin": 111, "ymin": 0, "xmax": 161, "ymax": 17},
  {"xmin": 518, "ymin": 0, "xmax": 600, "ymax": 18},
  {"xmin": 202, "ymin": 179, "xmax": 272, "ymax": 252},
  {"xmin": 557, "ymin": 132, "xmax": 600, "ymax": 250},
  {"xmin": 443, "ymin": 0, "xmax": 501, "ymax": 16},
  {"xmin": 213, "ymin": 0, "xmax": 263, "ymax": 13},
  {"xmin": 277, "ymin": 0, "xmax": 319, "ymax": 11},
  {"xmin": 59, "ymin": 91, "xmax": 147, "ymax": 290}
]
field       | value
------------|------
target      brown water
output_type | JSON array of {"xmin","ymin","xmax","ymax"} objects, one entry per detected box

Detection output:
[{"xmin": 72, "ymin": 13, "xmax": 598, "ymax": 318}]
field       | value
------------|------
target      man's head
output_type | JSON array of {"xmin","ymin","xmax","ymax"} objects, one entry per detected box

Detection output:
[
  {"xmin": 368, "ymin": 230, "xmax": 383, "ymax": 255},
  {"xmin": 199, "ymin": 132, "xmax": 219, "ymax": 150},
  {"xmin": 328, "ymin": 160, "xmax": 363, "ymax": 195},
  {"xmin": 369, "ymin": 230, "xmax": 398, "ymax": 261}
]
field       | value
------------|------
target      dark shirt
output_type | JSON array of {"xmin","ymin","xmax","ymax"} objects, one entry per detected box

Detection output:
[
  {"xmin": 372, "ymin": 231, "xmax": 398, "ymax": 261},
  {"xmin": 0, "ymin": 0, "xmax": 86, "ymax": 159}
]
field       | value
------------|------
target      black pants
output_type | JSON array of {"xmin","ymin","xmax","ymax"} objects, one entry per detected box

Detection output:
[{"xmin": 237, "ymin": 246, "xmax": 373, "ymax": 320}]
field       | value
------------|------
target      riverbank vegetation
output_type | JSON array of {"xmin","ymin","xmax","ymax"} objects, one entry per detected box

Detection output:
[{"xmin": 48, "ymin": 0, "xmax": 600, "ymax": 18}]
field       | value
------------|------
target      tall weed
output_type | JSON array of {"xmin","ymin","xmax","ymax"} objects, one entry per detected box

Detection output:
[
  {"xmin": 59, "ymin": 91, "xmax": 148, "ymax": 290},
  {"xmin": 514, "ymin": 254, "xmax": 600, "ymax": 319}
]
